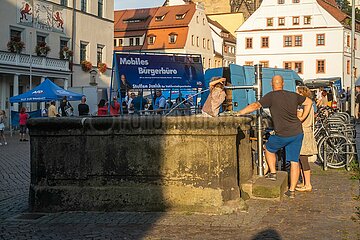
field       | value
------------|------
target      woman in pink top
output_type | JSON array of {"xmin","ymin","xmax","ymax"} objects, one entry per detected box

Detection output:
[
  {"xmin": 97, "ymin": 99, "xmax": 108, "ymax": 116},
  {"xmin": 19, "ymin": 107, "xmax": 29, "ymax": 141}
]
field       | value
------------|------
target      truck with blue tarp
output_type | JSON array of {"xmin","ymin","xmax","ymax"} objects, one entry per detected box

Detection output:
[{"xmin": 201, "ymin": 64, "xmax": 303, "ymax": 112}]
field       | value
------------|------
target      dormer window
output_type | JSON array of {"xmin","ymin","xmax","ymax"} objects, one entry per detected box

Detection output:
[
  {"xmin": 148, "ymin": 35, "xmax": 156, "ymax": 45},
  {"xmin": 176, "ymin": 13, "xmax": 186, "ymax": 20},
  {"xmin": 155, "ymin": 15, "xmax": 165, "ymax": 21},
  {"xmin": 169, "ymin": 33, "xmax": 177, "ymax": 44}
]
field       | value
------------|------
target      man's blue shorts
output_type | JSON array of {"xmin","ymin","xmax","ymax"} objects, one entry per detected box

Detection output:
[{"xmin": 265, "ymin": 133, "xmax": 304, "ymax": 162}]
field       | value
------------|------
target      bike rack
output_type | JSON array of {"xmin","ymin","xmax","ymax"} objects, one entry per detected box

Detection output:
[{"xmin": 224, "ymin": 64, "xmax": 264, "ymax": 176}]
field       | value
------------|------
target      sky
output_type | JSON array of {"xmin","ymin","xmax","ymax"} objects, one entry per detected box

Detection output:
[{"xmin": 114, "ymin": 0, "xmax": 165, "ymax": 10}]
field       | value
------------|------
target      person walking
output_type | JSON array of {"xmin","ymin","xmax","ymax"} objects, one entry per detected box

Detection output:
[
  {"xmin": 236, "ymin": 75, "xmax": 313, "ymax": 198},
  {"xmin": 78, "ymin": 96, "xmax": 90, "ymax": 116},
  {"xmin": 48, "ymin": 101, "xmax": 59, "ymax": 117},
  {"xmin": 296, "ymin": 86, "xmax": 317, "ymax": 192},
  {"xmin": 0, "ymin": 110, "xmax": 7, "ymax": 146},
  {"xmin": 19, "ymin": 107, "xmax": 29, "ymax": 142}
]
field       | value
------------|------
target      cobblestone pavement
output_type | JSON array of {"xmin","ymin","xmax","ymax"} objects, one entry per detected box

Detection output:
[{"xmin": 0, "ymin": 133, "xmax": 359, "ymax": 240}]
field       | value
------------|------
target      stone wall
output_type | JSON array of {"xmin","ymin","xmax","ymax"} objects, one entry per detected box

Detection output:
[{"xmin": 28, "ymin": 116, "xmax": 253, "ymax": 213}]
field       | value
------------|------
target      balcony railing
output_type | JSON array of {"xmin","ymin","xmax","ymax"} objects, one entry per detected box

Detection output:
[{"xmin": 0, "ymin": 51, "xmax": 70, "ymax": 72}]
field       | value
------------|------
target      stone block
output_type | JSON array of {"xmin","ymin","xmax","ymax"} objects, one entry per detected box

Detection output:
[{"xmin": 252, "ymin": 171, "xmax": 288, "ymax": 200}]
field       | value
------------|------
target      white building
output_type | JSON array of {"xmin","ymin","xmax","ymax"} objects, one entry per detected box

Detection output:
[
  {"xmin": 0, "ymin": 0, "xmax": 113, "ymax": 116},
  {"xmin": 236, "ymin": 0, "xmax": 360, "ymax": 88}
]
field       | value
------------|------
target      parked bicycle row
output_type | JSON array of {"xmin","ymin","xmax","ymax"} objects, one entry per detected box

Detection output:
[{"xmin": 314, "ymin": 106, "xmax": 357, "ymax": 170}]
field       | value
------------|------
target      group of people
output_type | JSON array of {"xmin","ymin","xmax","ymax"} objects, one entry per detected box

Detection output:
[{"xmin": 237, "ymin": 75, "xmax": 317, "ymax": 198}]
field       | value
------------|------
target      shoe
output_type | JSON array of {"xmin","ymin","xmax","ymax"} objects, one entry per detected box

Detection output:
[
  {"xmin": 296, "ymin": 183, "xmax": 304, "ymax": 188},
  {"xmin": 264, "ymin": 172, "xmax": 277, "ymax": 181},
  {"xmin": 20, "ymin": 139, "xmax": 23, "ymax": 142},
  {"xmin": 295, "ymin": 185, "xmax": 312, "ymax": 192},
  {"xmin": 23, "ymin": 139, "xmax": 29, "ymax": 142},
  {"xmin": 284, "ymin": 190, "xmax": 295, "ymax": 198}
]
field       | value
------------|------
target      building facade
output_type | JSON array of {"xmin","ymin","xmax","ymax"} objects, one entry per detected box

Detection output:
[
  {"xmin": 236, "ymin": 0, "xmax": 360, "ymax": 88},
  {"xmin": 114, "ymin": 1, "xmax": 214, "ymax": 69},
  {"xmin": 0, "ymin": 0, "xmax": 113, "ymax": 116},
  {"xmin": 208, "ymin": 18, "xmax": 236, "ymax": 67}
]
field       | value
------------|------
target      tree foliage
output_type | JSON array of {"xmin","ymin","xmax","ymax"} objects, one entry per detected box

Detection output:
[{"xmin": 336, "ymin": 0, "xmax": 360, "ymax": 21}]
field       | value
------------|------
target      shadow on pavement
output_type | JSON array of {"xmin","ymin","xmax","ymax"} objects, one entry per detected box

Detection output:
[{"xmin": 251, "ymin": 228, "xmax": 282, "ymax": 240}]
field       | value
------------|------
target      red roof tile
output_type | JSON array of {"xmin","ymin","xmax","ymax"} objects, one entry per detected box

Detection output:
[
  {"xmin": 316, "ymin": 0, "xmax": 348, "ymax": 23},
  {"xmin": 143, "ymin": 27, "xmax": 189, "ymax": 50}
]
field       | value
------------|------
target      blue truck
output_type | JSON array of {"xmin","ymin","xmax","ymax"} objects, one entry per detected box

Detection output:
[{"xmin": 202, "ymin": 64, "xmax": 303, "ymax": 111}]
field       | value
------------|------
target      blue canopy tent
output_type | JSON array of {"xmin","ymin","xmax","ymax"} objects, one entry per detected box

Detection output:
[
  {"xmin": 9, "ymin": 79, "xmax": 83, "ymax": 134},
  {"xmin": 10, "ymin": 79, "xmax": 83, "ymax": 103}
]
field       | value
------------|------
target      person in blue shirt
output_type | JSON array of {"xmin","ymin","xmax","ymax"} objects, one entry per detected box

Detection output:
[{"xmin": 154, "ymin": 90, "xmax": 166, "ymax": 114}]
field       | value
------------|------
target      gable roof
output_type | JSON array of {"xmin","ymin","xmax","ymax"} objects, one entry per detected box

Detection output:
[
  {"xmin": 207, "ymin": 17, "xmax": 236, "ymax": 43},
  {"xmin": 316, "ymin": 0, "xmax": 348, "ymax": 23},
  {"xmin": 114, "ymin": 8, "xmax": 159, "ymax": 32},
  {"xmin": 148, "ymin": 3, "xmax": 196, "ymax": 29}
]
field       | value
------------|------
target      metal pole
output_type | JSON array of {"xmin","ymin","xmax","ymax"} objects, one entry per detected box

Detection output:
[
  {"xmin": 29, "ymin": 31, "xmax": 32, "ymax": 111},
  {"xmin": 254, "ymin": 64, "xmax": 264, "ymax": 176},
  {"xmin": 351, "ymin": 0, "xmax": 356, "ymax": 117}
]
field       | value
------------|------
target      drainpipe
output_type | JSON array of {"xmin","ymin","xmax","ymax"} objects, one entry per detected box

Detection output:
[{"xmin": 71, "ymin": 0, "xmax": 76, "ymax": 87}]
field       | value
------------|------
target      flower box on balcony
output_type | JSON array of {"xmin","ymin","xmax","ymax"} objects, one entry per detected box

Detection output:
[
  {"xmin": 81, "ymin": 60, "xmax": 93, "ymax": 72},
  {"xmin": 35, "ymin": 42, "xmax": 51, "ymax": 57},
  {"xmin": 7, "ymin": 37, "xmax": 25, "ymax": 53}
]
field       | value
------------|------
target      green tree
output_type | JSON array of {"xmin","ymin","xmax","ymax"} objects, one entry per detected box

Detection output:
[{"xmin": 336, "ymin": 0, "xmax": 360, "ymax": 21}]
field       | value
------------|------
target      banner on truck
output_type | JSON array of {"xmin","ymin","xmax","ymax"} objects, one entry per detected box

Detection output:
[{"xmin": 115, "ymin": 53, "xmax": 205, "ymax": 89}]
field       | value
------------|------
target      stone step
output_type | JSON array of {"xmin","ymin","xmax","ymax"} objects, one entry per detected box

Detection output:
[{"xmin": 241, "ymin": 171, "xmax": 288, "ymax": 201}]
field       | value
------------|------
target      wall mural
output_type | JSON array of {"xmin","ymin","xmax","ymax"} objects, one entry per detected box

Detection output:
[{"xmin": 17, "ymin": 0, "xmax": 65, "ymax": 34}]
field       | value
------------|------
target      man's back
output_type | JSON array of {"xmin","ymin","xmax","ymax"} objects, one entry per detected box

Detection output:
[{"xmin": 259, "ymin": 90, "xmax": 305, "ymax": 137}]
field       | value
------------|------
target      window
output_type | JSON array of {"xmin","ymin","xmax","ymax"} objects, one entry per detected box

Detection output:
[
  {"xmin": 37, "ymin": 35, "xmax": 46, "ymax": 45},
  {"xmin": 259, "ymin": 61, "xmax": 269, "ymax": 68},
  {"xmin": 293, "ymin": 0, "xmax": 300, "ymax": 3},
  {"xmin": 203, "ymin": 38, "xmax": 206, "ymax": 48},
  {"xmin": 267, "ymin": 18, "xmax": 273, "ymax": 27},
  {"xmin": 135, "ymin": 37, "xmax": 140, "ymax": 45},
  {"xmin": 114, "ymin": 39, "xmax": 117, "ymax": 47},
  {"xmin": 283, "ymin": 61, "xmax": 303, "ymax": 73},
  {"xmin": 294, "ymin": 62, "xmax": 302, "ymax": 74},
  {"xmin": 245, "ymin": 38, "xmax": 253, "ymax": 49},
  {"xmin": 355, "ymin": 67, "xmax": 358, "ymax": 78},
  {"xmin": 207, "ymin": 39, "xmax": 210, "ymax": 50},
  {"xmin": 191, "ymin": 35, "xmax": 194, "ymax": 46},
  {"xmin": 347, "ymin": 35, "xmax": 350, "ymax": 47},
  {"xmin": 208, "ymin": 59, "xmax": 211, "ymax": 68},
  {"xmin": 347, "ymin": 60, "xmax": 350, "ymax": 74},
  {"xmin": 316, "ymin": 60, "xmax": 325, "ymax": 73},
  {"xmin": 129, "ymin": 38, "xmax": 134, "ymax": 46},
  {"xmin": 81, "ymin": 0, "xmax": 87, "ymax": 12},
  {"xmin": 316, "ymin": 34, "xmax": 325, "ymax": 46},
  {"xmin": 224, "ymin": 45, "xmax": 228, "ymax": 53},
  {"xmin": 10, "ymin": 29, "xmax": 22, "ymax": 41},
  {"xmin": 98, "ymin": 0, "xmax": 103, "ymax": 18},
  {"xmin": 355, "ymin": 38, "xmax": 357, "ymax": 50},
  {"xmin": 148, "ymin": 35, "xmax": 155, "ymax": 45},
  {"xmin": 304, "ymin": 16, "xmax": 311, "ymax": 25},
  {"xmin": 80, "ymin": 42, "xmax": 87, "ymax": 62},
  {"xmin": 284, "ymin": 62, "xmax": 292, "ymax": 70},
  {"xmin": 196, "ymin": 16, "xmax": 199, "ymax": 23},
  {"xmin": 119, "ymin": 39, "xmax": 123, "ymax": 46},
  {"xmin": 196, "ymin": 37, "xmax": 199, "ymax": 47},
  {"xmin": 203, "ymin": 18, "xmax": 205, "ymax": 25},
  {"xmin": 169, "ymin": 34, "xmax": 177, "ymax": 44},
  {"xmin": 293, "ymin": 17, "xmax": 299, "ymax": 25},
  {"xmin": 155, "ymin": 15, "xmax": 165, "ymax": 21},
  {"xmin": 261, "ymin": 37, "xmax": 269, "ymax": 48},
  {"xmin": 278, "ymin": 17, "xmax": 285, "ymax": 26},
  {"xmin": 284, "ymin": 36, "xmax": 292, "ymax": 47},
  {"xmin": 60, "ymin": 39, "xmax": 68, "ymax": 50},
  {"xmin": 176, "ymin": 13, "xmax": 186, "ymax": 20},
  {"xmin": 97, "ymin": 45, "xmax": 103, "ymax": 64},
  {"xmin": 278, "ymin": 0, "xmax": 284, "ymax": 4},
  {"xmin": 60, "ymin": 0, "xmax": 68, "ymax": 6},
  {"xmin": 245, "ymin": 61, "xmax": 253, "ymax": 66},
  {"xmin": 294, "ymin": 35, "xmax": 302, "ymax": 46}
]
